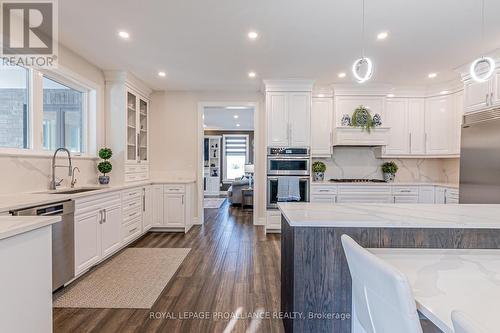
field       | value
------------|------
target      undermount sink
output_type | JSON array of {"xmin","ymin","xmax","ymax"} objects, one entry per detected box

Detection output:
[{"xmin": 44, "ymin": 187, "xmax": 102, "ymax": 195}]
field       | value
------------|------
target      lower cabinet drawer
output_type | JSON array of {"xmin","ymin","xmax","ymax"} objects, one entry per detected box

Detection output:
[
  {"xmin": 394, "ymin": 195, "xmax": 419, "ymax": 203},
  {"xmin": 164, "ymin": 185, "xmax": 186, "ymax": 193},
  {"xmin": 311, "ymin": 185, "xmax": 337, "ymax": 195},
  {"xmin": 311, "ymin": 195, "xmax": 337, "ymax": 203},
  {"xmin": 392, "ymin": 186, "xmax": 419, "ymax": 196},
  {"xmin": 123, "ymin": 206, "xmax": 142, "ymax": 224},
  {"xmin": 122, "ymin": 218, "xmax": 141, "ymax": 243},
  {"xmin": 266, "ymin": 211, "xmax": 281, "ymax": 230},
  {"xmin": 337, "ymin": 195, "xmax": 393, "ymax": 203}
]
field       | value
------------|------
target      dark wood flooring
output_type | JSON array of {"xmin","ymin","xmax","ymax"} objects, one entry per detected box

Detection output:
[{"xmin": 53, "ymin": 200, "xmax": 284, "ymax": 333}]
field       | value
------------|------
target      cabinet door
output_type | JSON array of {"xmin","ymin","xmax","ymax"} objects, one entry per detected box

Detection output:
[
  {"xmin": 435, "ymin": 187, "xmax": 446, "ymax": 204},
  {"xmin": 311, "ymin": 98, "xmax": 332, "ymax": 156},
  {"xmin": 492, "ymin": 70, "xmax": 500, "ymax": 107},
  {"xmin": 452, "ymin": 92, "xmax": 464, "ymax": 155},
  {"xmin": 138, "ymin": 97, "xmax": 149, "ymax": 163},
  {"xmin": 408, "ymin": 99, "xmax": 426, "ymax": 155},
  {"xmin": 288, "ymin": 93, "xmax": 311, "ymax": 147},
  {"xmin": 418, "ymin": 186, "xmax": 436, "ymax": 203},
  {"xmin": 266, "ymin": 93, "xmax": 289, "ymax": 147},
  {"xmin": 164, "ymin": 193, "xmax": 185, "ymax": 227},
  {"xmin": 425, "ymin": 96, "xmax": 453, "ymax": 155},
  {"xmin": 151, "ymin": 185, "xmax": 164, "ymax": 226},
  {"xmin": 101, "ymin": 204, "xmax": 122, "ymax": 257},
  {"xmin": 126, "ymin": 90, "xmax": 138, "ymax": 162},
  {"xmin": 75, "ymin": 211, "xmax": 101, "ymax": 274},
  {"xmin": 464, "ymin": 79, "xmax": 491, "ymax": 113},
  {"xmin": 385, "ymin": 99, "xmax": 409, "ymax": 155},
  {"xmin": 143, "ymin": 187, "xmax": 153, "ymax": 231}
]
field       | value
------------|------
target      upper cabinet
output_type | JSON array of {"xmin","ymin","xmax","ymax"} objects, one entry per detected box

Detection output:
[
  {"xmin": 463, "ymin": 67, "xmax": 500, "ymax": 113},
  {"xmin": 265, "ymin": 80, "xmax": 313, "ymax": 148},
  {"xmin": 311, "ymin": 97, "xmax": 333, "ymax": 156},
  {"xmin": 105, "ymin": 71, "xmax": 152, "ymax": 183},
  {"xmin": 380, "ymin": 93, "xmax": 461, "ymax": 158}
]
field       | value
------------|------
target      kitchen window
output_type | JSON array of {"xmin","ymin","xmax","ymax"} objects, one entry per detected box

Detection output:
[
  {"xmin": 0, "ymin": 65, "xmax": 94, "ymax": 156},
  {"xmin": 42, "ymin": 77, "xmax": 85, "ymax": 153},
  {"xmin": 0, "ymin": 64, "xmax": 29, "ymax": 149},
  {"xmin": 223, "ymin": 134, "xmax": 249, "ymax": 182}
]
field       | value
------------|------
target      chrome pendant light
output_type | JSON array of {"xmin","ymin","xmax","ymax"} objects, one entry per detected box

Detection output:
[
  {"xmin": 352, "ymin": 0, "xmax": 373, "ymax": 83},
  {"xmin": 470, "ymin": 0, "xmax": 495, "ymax": 83}
]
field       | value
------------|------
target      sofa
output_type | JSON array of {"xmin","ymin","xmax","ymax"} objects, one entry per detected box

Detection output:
[{"xmin": 227, "ymin": 178, "xmax": 250, "ymax": 205}]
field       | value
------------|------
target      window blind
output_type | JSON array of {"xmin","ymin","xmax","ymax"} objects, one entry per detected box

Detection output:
[{"xmin": 224, "ymin": 136, "xmax": 248, "ymax": 157}]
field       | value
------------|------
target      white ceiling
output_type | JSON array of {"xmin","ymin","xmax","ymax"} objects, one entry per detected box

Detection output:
[
  {"xmin": 204, "ymin": 107, "xmax": 254, "ymax": 130},
  {"xmin": 59, "ymin": 0, "xmax": 500, "ymax": 91}
]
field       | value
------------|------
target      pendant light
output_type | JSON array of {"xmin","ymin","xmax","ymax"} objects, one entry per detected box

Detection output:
[
  {"xmin": 352, "ymin": 0, "xmax": 373, "ymax": 83},
  {"xmin": 470, "ymin": 0, "xmax": 495, "ymax": 83}
]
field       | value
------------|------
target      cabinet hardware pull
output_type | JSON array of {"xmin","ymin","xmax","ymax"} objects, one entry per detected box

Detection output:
[
  {"xmin": 182, "ymin": 195, "xmax": 184, "ymax": 205},
  {"xmin": 103, "ymin": 209, "xmax": 107, "ymax": 223},
  {"xmin": 130, "ymin": 227, "xmax": 138, "ymax": 232},
  {"xmin": 129, "ymin": 212, "xmax": 136, "ymax": 217},
  {"xmin": 99, "ymin": 210, "xmax": 103, "ymax": 224},
  {"xmin": 486, "ymin": 93, "xmax": 490, "ymax": 106},
  {"xmin": 491, "ymin": 92, "xmax": 494, "ymax": 106}
]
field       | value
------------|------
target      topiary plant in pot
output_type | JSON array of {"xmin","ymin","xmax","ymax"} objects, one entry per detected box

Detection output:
[
  {"xmin": 381, "ymin": 161, "xmax": 398, "ymax": 182},
  {"xmin": 312, "ymin": 161, "xmax": 327, "ymax": 181},
  {"xmin": 97, "ymin": 148, "xmax": 113, "ymax": 185}
]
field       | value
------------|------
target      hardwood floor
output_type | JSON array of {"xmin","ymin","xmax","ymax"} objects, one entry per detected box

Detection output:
[{"xmin": 54, "ymin": 201, "xmax": 284, "ymax": 333}]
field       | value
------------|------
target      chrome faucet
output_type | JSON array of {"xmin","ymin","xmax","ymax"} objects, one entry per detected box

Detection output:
[
  {"xmin": 71, "ymin": 167, "xmax": 80, "ymax": 188},
  {"xmin": 50, "ymin": 148, "xmax": 73, "ymax": 190}
]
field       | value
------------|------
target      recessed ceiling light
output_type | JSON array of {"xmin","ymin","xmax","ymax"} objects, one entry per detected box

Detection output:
[
  {"xmin": 387, "ymin": 93, "xmax": 395, "ymax": 98},
  {"xmin": 428, "ymin": 73, "xmax": 437, "ymax": 79},
  {"xmin": 236, "ymin": 124, "xmax": 241, "ymax": 127},
  {"xmin": 338, "ymin": 72, "xmax": 347, "ymax": 78},
  {"xmin": 248, "ymin": 31, "xmax": 258, "ymax": 40},
  {"xmin": 158, "ymin": 71, "xmax": 166, "ymax": 77},
  {"xmin": 118, "ymin": 31, "xmax": 130, "ymax": 39},
  {"xmin": 377, "ymin": 31, "xmax": 389, "ymax": 40},
  {"xmin": 203, "ymin": 124, "xmax": 207, "ymax": 128},
  {"xmin": 233, "ymin": 115, "xmax": 239, "ymax": 119},
  {"xmin": 440, "ymin": 90, "xmax": 450, "ymax": 95},
  {"xmin": 248, "ymin": 72, "xmax": 256, "ymax": 78},
  {"xmin": 317, "ymin": 94, "xmax": 325, "ymax": 98}
]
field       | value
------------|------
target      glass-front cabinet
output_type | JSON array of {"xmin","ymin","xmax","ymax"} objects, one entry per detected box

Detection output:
[{"xmin": 125, "ymin": 89, "xmax": 149, "ymax": 164}]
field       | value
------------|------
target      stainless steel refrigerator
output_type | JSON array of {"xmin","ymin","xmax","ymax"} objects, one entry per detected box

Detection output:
[{"xmin": 460, "ymin": 109, "xmax": 500, "ymax": 203}]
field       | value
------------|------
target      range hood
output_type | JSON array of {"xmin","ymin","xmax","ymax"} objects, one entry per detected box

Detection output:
[{"xmin": 332, "ymin": 127, "xmax": 390, "ymax": 146}]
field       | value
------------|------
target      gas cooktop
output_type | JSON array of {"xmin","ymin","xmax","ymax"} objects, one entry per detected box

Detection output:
[{"xmin": 329, "ymin": 179, "xmax": 387, "ymax": 183}]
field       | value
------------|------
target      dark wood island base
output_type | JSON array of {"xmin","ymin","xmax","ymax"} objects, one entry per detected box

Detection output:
[{"xmin": 280, "ymin": 215, "xmax": 500, "ymax": 333}]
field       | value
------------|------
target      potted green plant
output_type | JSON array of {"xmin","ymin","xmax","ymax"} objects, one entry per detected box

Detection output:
[
  {"xmin": 97, "ymin": 148, "xmax": 112, "ymax": 185},
  {"xmin": 312, "ymin": 161, "xmax": 327, "ymax": 181},
  {"xmin": 351, "ymin": 105, "xmax": 374, "ymax": 132},
  {"xmin": 381, "ymin": 161, "xmax": 398, "ymax": 182}
]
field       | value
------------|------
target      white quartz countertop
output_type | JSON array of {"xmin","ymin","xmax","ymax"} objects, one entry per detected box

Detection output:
[
  {"xmin": 0, "ymin": 216, "xmax": 61, "ymax": 241},
  {"xmin": 278, "ymin": 202, "xmax": 500, "ymax": 229},
  {"xmin": 0, "ymin": 178, "xmax": 196, "ymax": 213},
  {"xmin": 311, "ymin": 181, "xmax": 459, "ymax": 188},
  {"xmin": 370, "ymin": 248, "xmax": 500, "ymax": 333}
]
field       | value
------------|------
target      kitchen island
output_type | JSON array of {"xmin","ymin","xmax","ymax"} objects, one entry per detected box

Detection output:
[
  {"xmin": 279, "ymin": 203, "xmax": 500, "ymax": 333},
  {"xmin": 0, "ymin": 216, "xmax": 61, "ymax": 333}
]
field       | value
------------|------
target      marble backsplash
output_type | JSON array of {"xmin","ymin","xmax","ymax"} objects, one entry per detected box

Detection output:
[{"xmin": 313, "ymin": 147, "xmax": 460, "ymax": 184}]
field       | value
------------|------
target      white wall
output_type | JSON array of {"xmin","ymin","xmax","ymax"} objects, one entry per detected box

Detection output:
[
  {"xmin": 0, "ymin": 44, "xmax": 105, "ymax": 195},
  {"xmin": 150, "ymin": 91, "xmax": 266, "ymax": 223},
  {"xmin": 314, "ymin": 147, "xmax": 460, "ymax": 184}
]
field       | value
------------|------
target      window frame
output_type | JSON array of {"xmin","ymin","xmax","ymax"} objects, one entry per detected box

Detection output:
[
  {"xmin": 40, "ymin": 73, "xmax": 89, "ymax": 154},
  {"xmin": 0, "ymin": 66, "xmax": 96, "ymax": 158},
  {"xmin": 222, "ymin": 134, "xmax": 249, "ymax": 183}
]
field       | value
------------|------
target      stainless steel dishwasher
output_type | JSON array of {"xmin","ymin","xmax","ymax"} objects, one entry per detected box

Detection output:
[{"xmin": 11, "ymin": 200, "xmax": 75, "ymax": 291}]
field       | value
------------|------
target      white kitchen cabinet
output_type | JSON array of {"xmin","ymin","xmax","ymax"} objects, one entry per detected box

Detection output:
[
  {"xmin": 408, "ymin": 99, "xmax": 426, "ymax": 155},
  {"xmin": 452, "ymin": 92, "xmax": 464, "ymax": 155},
  {"xmin": 289, "ymin": 93, "xmax": 311, "ymax": 147},
  {"xmin": 266, "ymin": 91, "xmax": 311, "ymax": 147},
  {"xmin": 75, "ymin": 210, "xmax": 101, "ymax": 274},
  {"xmin": 142, "ymin": 186, "xmax": 153, "ymax": 232},
  {"xmin": 435, "ymin": 187, "xmax": 446, "ymax": 204},
  {"xmin": 266, "ymin": 210, "xmax": 281, "ymax": 232},
  {"xmin": 385, "ymin": 98, "xmax": 410, "ymax": 155},
  {"xmin": 164, "ymin": 193, "xmax": 185, "ymax": 228},
  {"xmin": 105, "ymin": 71, "xmax": 151, "ymax": 183},
  {"xmin": 151, "ymin": 185, "xmax": 164, "ymax": 226},
  {"xmin": 425, "ymin": 95, "xmax": 455, "ymax": 155},
  {"xmin": 101, "ymin": 203, "xmax": 122, "ymax": 257},
  {"xmin": 464, "ymin": 79, "xmax": 491, "ymax": 113},
  {"xmin": 311, "ymin": 97, "xmax": 333, "ymax": 156},
  {"xmin": 418, "ymin": 186, "xmax": 436, "ymax": 203},
  {"xmin": 493, "ymin": 70, "xmax": 500, "ymax": 106}
]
